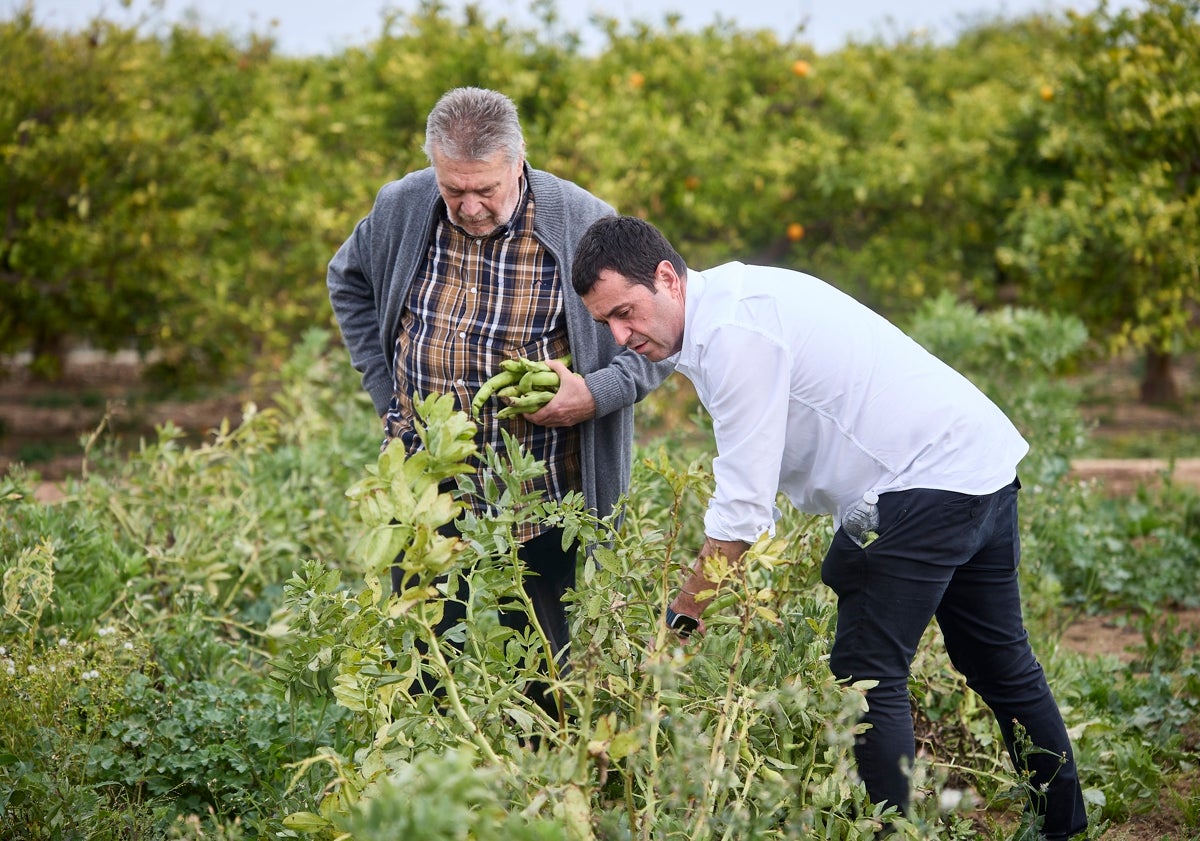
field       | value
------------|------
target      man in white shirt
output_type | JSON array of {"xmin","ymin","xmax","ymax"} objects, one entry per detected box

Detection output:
[{"xmin": 570, "ymin": 215, "xmax": 1087, "ymax": 839}]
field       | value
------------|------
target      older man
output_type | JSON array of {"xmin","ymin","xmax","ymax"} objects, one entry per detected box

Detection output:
[{"xmin": 327, "ymin": 90, "xmax": 671, "ymax": 715}]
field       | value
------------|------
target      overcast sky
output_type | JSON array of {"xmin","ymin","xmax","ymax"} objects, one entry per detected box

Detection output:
[{"xmin": 14, "ymin": 0, "xmax": 1135, "ymax": 55}]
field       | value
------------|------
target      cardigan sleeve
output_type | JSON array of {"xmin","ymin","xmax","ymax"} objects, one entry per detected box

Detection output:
[
  {"xmin": 328, "ymin": 210, "xmax": 394, "ymax": 416},
  {"xmin": 327, "ymin": 173, "xmax": 440, "ymax": 417},
  {"xmin": 533, "ymin": 171, "xmax": 675, "ymax": 418}
]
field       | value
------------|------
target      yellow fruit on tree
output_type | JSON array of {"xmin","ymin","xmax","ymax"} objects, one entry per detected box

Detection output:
[
  {"xmin": 786, "ymin": 222, "xmax": 805, "ymax": 241},
  {"xmin": 630, "ymin": 71, "xmax": 645, "ymax": 89},
  {"xmin": 1039, "ymin": 84, "xmax": 1054, "ymax": 102},
  {"xmin": 791, "ymin": 59, "xmax": 811, "ymax": 78}
]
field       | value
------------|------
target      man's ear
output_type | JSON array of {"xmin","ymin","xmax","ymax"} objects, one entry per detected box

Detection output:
[{"xmin": 657, "ymin": 260, "xmax": 681, "ymax": 292}]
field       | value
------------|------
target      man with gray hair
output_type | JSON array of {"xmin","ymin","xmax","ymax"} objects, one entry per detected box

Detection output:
[{"xmin": 327, "ymin": 88, "xmax": 671, "ymax": 720}]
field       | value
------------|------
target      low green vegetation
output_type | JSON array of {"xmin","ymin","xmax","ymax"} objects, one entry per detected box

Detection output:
[{"xmin": 2, "ymin": 303, "xmax": 1197, "ymax": 839}]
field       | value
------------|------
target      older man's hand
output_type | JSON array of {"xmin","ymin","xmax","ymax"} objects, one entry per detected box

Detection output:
[{"xmin": 525, "ymin": 358, "xmax": 595, "ymax": 427}]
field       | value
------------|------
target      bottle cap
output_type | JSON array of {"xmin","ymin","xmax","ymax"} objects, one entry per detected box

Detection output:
[{"xmin": 863, "ymin": 491, "xmax": 879, "ymax": 505}]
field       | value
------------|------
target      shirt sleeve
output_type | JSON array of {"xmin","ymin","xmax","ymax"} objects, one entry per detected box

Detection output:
[{"xmin": 696, "ymin": 324, "xmax": 791, "ymax": 543}]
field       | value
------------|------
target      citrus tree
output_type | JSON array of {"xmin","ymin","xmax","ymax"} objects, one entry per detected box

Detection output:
[
  {"xmin": 539, "ymin": 18, "xmax": 807, "ymax": 268},
  {"xmin": 5, "ymin": 0, "xmax": 1196, "ymax": 400},
  {"xmin": 539, "ymin": 14, "xmax": 1071, "ymax": 319},
  {"xmin": 0, "ymin": 12, "xmax": 187, "ymax": 378},
  {"xmin": 803, "ymin": 18, "xmax": 1070, "ymax": 312},
  {"xmin": 998, "ymin": 0, "xmax": 1200, "ymax": 403},
  {"xmin": 139, "ymin": 28, "xmax": 357, "ymax": 385}
]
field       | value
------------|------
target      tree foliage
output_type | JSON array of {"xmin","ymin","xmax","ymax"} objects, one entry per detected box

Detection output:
[
  {"xmin": 1, "ymin": 0, "xmax": 1196, "ymax": 400},
  {"xmin": 998, "ymin": 0, "xmax": 1200, "ymax": 402},
  {"xmin": 0, "ymin": 11, "xmax": 185, "ymax": 377}
]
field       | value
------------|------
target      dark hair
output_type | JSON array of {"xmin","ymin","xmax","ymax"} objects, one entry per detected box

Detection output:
[
  {"xmin": 423, "ymin": 87, "xmax": 524, "ymax": 164},
  {"xmin": 571, "ymin": 216, "xmax": 686, "ymax": 296}
]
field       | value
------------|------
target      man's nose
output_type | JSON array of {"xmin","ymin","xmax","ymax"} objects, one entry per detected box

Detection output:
[{"xmin": 460, "ymin": 195, "xmax": 484, "ymax": 217}]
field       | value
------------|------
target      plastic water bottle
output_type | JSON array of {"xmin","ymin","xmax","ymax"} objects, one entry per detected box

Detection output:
[{"xmin": 843, "ymin": 491, "xmax": 880, "ymax": 547}]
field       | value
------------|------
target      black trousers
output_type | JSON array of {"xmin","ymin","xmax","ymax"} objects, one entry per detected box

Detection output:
[{"xmin": 821, "ymin": 481, "xmax": 1087, "ymax": 839}]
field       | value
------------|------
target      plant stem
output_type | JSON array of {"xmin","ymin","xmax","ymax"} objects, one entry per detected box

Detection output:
[{"xmin": 419, "ymin": 621, "xmax": 506, "ymax": 767}]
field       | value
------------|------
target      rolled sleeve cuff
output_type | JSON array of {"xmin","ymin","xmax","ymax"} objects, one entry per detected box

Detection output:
[{"xmin": 703, "ymin": 502, "xmax": 779, "ymax": 544}]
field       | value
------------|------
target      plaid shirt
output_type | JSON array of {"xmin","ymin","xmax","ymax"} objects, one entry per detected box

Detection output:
[{"xmin": 384, "ymin": 183, "xmax": 580, "ymax": 541}]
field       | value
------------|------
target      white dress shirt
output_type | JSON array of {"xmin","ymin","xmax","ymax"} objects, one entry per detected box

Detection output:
[{"xmin": 673, "ymin": 262, "xmax": 1029, "ymax": 544}]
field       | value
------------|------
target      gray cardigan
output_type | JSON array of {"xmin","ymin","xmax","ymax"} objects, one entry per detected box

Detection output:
[{"xmin": 327, "ymin": 166, "xmax": 673, "ymax": 520}]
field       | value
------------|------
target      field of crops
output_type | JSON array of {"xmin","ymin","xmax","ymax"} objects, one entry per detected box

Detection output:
[
  {"xmin": 2, "ymin": 304, "xmax": 1197, "ymax": 839},
  {"xmin": 2, "ymin": 0, "xmax": 1199, "ymax": 837}
]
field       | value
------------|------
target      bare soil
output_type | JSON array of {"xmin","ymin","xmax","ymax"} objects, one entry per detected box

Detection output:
[
  {"xmin": 0, "ymin": 351, "xmax": 250, "ymax": 501},
  {"xmin": 1054, "ymin": 359, "xmax": 1200, "ymax": 837},
  {"xmin": 2, "ymin": 351, "xmax": 1198, "ymax": 839},
  {"xmin": 3, "ymin": 351, "xmax": 1197, "ymax": 497}
]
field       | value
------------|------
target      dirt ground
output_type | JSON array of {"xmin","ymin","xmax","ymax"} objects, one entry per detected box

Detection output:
[
  {"xmin": 1, "ymin": 351, "xmax": 1198, "ymax": 839},
  {"xmin": 0, "ymin": 351, "xmax": 249, "ymax": 496},
  {"xmin": 2, "ymin": 352, "xmax": 1197, "ymax": 497}
]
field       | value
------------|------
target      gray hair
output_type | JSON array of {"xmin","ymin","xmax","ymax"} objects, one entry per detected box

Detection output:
[{"xmin": 423, "ymin": 87, "xmax": 525, "ymax": 164}]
